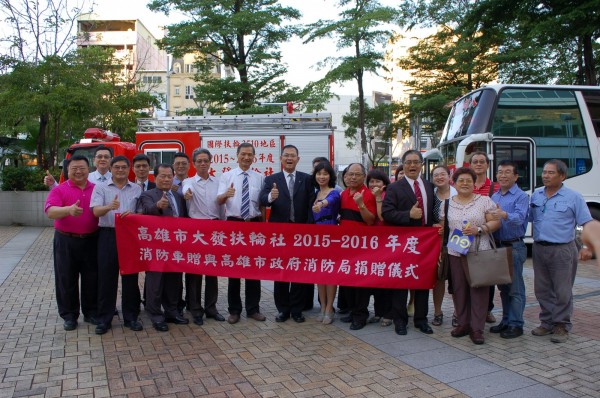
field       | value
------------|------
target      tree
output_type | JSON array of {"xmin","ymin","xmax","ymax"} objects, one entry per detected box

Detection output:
[
  {"xmin": 303, "ymin": 0, "xmax": 400, "ymax": 158},
  {"xmin": 148, "ymin": 0, "xmax": 323, "ymax": 113}
]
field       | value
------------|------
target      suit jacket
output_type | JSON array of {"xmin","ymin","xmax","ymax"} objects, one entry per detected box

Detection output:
[
  {"xmin": 138, "ymin": 188, "xmax": 188, "ymax": 218},
  {"xmin": 260, "ymin": 171, "xmax": 314, "ymax": 223},
  {"xmin": 382, "ymin": 177, "xmax": 435, "ymax": 227},
  {"xmin": 147, "ymin": 181, "xmax": 156, "ymax": 190}
]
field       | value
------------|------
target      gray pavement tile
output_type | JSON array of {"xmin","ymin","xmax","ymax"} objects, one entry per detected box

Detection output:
[
  {"xmin": 399, "ymin": 345, "xmax": 475, "ymax": 369},
  {"xmin": 421, "ymin": 357, "xmax": 504, "ymax": 383},
  {"xmin": 490, "ymin": 383, "xmax": 573, "ymax": 398},
  {"xmin": 448, "ymin": 369, "xmax": 538, "ymax": 397},
  {"xmin": 376, "ymin": 335, "xmax": 449, "ymax": 357}
]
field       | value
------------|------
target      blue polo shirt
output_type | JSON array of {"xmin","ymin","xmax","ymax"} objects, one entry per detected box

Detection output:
[
  {"xmin": 491, "ymin": 184, "xmax": 529, "ymax": 241},
  {"xmin": 528, "ymin": 184, "xmax": 592, "ymax": 243}
]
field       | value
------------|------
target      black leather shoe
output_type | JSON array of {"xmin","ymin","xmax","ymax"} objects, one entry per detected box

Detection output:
[
  {"xmin": 350, "ymin": 321, "xmax": 366, "ymax": 330},
  {"xmin": 395, "ymin": 324, "xmax": 408, "ymax": 335},
  {"xmin": 337, "ymin": 308, "xmax": 349, "ymax": 315},
  {"xmin": 292, "ymin": 313, "xmax": 305, "ymax": 323},
  {"xmin": 63, "ymin": 320, "xmax": 77, "ymax": 331},
  {"xmin": 417, "ymin": 323, "xmax": 433, "ymax": 334},
  {"xmin": 207, "ymin": 313, "xmax": 225, "ymax": 322},
  {"xmin": 95, "ymin": 323, "xmax": 111, "ymax": 335},
  {"xmin": 124, "ymin": 320, "xmax": 143, "ymax": 331},
  {"xmin": 193, "ymin": 316, "xmax": 204, "ymax": 326},
  {"xmin": 152, "ymin": 321, "xmax": 169, "ymax": 332},
  {"xmin": 83, "ymin": 316, "xmax": 99, "ymax": 325},
  {"xmin": 500, "ymin": 326, "xmax": 523, "ymax": 339},
  {"xmin": 490, "ymin": 323, "xmax": 509, "ymax": 333},
  {"xmin": 275, "ymin": 312, "xmax": 290, "ymax": 322},
  {"xmin": 166, "ymin": 316, "xmax": 189, "ymax": 325},
  {"xmin": 340, "ymin": 315, "xmax": 352, "ymax": 323}
]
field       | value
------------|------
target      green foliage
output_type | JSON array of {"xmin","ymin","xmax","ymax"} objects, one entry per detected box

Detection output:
[{"xmin": 0, "ymin": 167, "xmax": 47, "ymax": 191}]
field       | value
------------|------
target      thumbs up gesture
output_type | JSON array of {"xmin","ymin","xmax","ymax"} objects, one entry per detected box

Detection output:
[
  {"xmin": 271, "ymin": 182, "xmax": 279, "ymax": 201},
  {"xmin": 109, "ymin": 194, "xmax": 120, "ymax": 210},
  {"xmin": 44, "ymin": 170, "xmax": 56, "ymax": 187},
  {"xmin": 225, "ymin": 182, "xmax": 236, "ymax": 198},
  {"xmin": 184, "ymin": 188, "xmax": 193, "ymax": 200},
  {"xmin": 487, "ymin": 203, "xmax": 504, "ymax": 221},
  {"xmin": 410, "ymin": 201, "xmax": 423, "ymax": 220},
  {"xmin": 157, "ymin": 191, "xmax": 169, "ymax": 209},
  {"xmin": 68, "ymin": 199, "xmax": 83, "ymax": 217}
]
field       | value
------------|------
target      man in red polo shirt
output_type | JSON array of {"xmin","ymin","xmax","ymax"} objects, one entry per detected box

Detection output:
[{"xmin": 45, "ymin": 155, "xmax": 99, "ymax": 331}]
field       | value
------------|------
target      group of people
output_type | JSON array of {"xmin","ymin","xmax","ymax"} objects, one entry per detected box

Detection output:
[{"xmin": 44, "ymin": 143, "xmax": 599, "ymax": 346}]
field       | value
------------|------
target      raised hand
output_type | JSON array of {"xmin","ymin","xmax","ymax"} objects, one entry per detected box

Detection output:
[
  {"xmin": 271, "ymin": 182, "xmax": 279, "ymax": 201},
  {"xmin": 44, "ymin": 170, "xmax": 56, "ymax": 187},
  {"xmin": 184, "ymin": 188, "xmax": 193, "ymax": 200},
  {"xmin": 409, "ymin": 201, "xmax": 423, "ymax": 220},
  {"xmin": 157, "ymin": 191, "xmax": 169, "ymax": 209},
  {"xmin": 68, "ymin": 200, "xmax": 83, "ymax": 217}
]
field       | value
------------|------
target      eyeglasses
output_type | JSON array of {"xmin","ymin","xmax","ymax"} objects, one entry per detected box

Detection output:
[
  {"xmin": 455, "ymin": 178, "xmax": 474, "ymax": 184},
  {"xmin": 95, "ymin": 155, "xmax": 111, "ymax": 159},
  {"xmin": 195, "ymin": 159, "xmax": 210, "ymax": 164},
  {"xmin": 281, "ymin": 153, "xmax": 298, "ymax": 158},
  {"xmin": 432, "ymin": 172, "xmax": 448, "ymax": 178},
  {"xmin": 403, "ymin": 160, "xmax": 423, "ymax": 166},
  {"xmin": 173, "ymin": 162, "xmax": 189, "ymax": 166},
  {"xmin": 68, "ymin": 167, "xmax": 88, "ymax": 172},
  {"xmin": 112, "ymin": 165, "xmax": 128, "ymax": 170},
  {"xmin": 470, "ymin": 160, "xmax": 487, "ymax": 165},
  {"xmin": 497, "ymin": 170, "xmax": 514, "ymax": 176},
  {"xmin": 346, "ymin": 172, "xmax": 364, "ymax": 178}
]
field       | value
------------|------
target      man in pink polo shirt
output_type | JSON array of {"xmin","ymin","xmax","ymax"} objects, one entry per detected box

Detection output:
[{"xmin": 45, "ymin": 155, "xmax": 99, "ymax": 331}]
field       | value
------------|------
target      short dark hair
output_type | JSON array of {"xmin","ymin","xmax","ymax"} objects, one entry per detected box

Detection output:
[
  {"xmin": 497, "ymin": 160, "xmax": 517, "ymax": 174},
  {"xmin": 67, "ymin": 155, "xmax": 89, "ymax": 167},
  {"xmin": 94, "ymin": 145, "xmax": 113, "ymax": 157},
  {"xmin": 154, "ymin": 163, "xmax": 174, "ymax": 176},
  {"xmin": 312, "ymin": 156, "xmax": 330, "ymax": 166},
  {"xmin": 173, "ymin": 152, "xmax": 189, "ymax": 162},
  {"xmin": 367, "ymin": 169, "xmax": 390, "ymax": 187},
  {"xmin": 401, "ymin": 149, "xmax": 423, "ymax": 163},
  {"xmin": 470, "ymin": 151, "xmax": 489, "ymax": 164},
  {"xmin": 312, "ymin": 162, "xmax": 336, "ymax": 188},
  {"xmin": 544, "ymin": 159, "xmax": 568, "ymax": 176},
  {"xmin": 237, "ymin": 142, "xmax": 255, "ymax": 155},
  {"xmin": 132, "ymin": 153, "xmax": 151, "ymax": 166},
  {"xmin": 432, "ymin": 164, "xmax": 450, "ymax": 176},
  {"xmin": 110, "ymin": 155, "xmax": 130, "ymax": 167},
  {"xmin": 452, "ymin": 167, "xmax": 477, "ymax": 183},
  {"xmin": 192, "ymin": 148, "xmax": 212, "ymax": 163},
  {"xmin": 281, "ymin": 144, "xmax": 299, "ymax": 155},
  {"xmin": 394, "ymin": 164, "xmax": 404, "ymax": 180}
]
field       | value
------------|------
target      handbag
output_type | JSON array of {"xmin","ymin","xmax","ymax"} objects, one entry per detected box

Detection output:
[
  {"xmin": 461, "ymin": 234, "xmax": 513, "ymax": 288},
  {"xmin": 436, "ymin": 199, "xmax": 450, "ymax": 281}
]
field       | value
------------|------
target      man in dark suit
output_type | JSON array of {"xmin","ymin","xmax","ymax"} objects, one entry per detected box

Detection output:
[
  {"xmin": 260, "ymin": 145, "xmax": 314, "ymax": 323},
  {"xmin": 132, "ymin": 154, "xmax": 156, "ymax": 191},
  {"xmin": 382, "ymin": 149, "xmax": 436, "ymax": 336},
  {"xmin": 138, "ymin": 163, "xmax": 189, "ymax": 332}
]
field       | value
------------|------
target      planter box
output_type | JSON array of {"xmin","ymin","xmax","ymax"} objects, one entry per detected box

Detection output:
[{"xmin": 0, "ymin": 191, "xmax": 54, "ymax": 227}]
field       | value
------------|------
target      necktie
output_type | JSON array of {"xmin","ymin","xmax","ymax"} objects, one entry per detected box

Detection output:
[
  {"xmin": 413, "ymin": 179, "xmax": 425, "ymax": 225},
  {"xmin": 99, "ymin": 174, "xmax": 106, "ymax": 182},
  {"xmin": 288, "ymin": 173, "xmax": 295, "ymax": 222},
  {"xmin": 167, "ymin": 191, "xmax": 179, "ymax": 217},
  {"xmin": 241, "ymin": 172, "xmax": 250, "ymax": 220},
  {"xmin": 139, "ymin": 182, "xmax": 145, "ymax": 191}
]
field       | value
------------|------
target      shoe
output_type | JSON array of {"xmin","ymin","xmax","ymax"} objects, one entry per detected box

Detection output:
[
  {"xmin": 315, "ymin": 312, "xmax": 325, "ymax": 322},
  {"xmin": 451, "ymin": 325, "xmax": 471, "ymax": 337},
  {"xmin": 207, "ymin": 313, "xmax": 225, "ymax": 322},
  {"xmin": 275, "ymin": 312, "xmax": 290, "ymax": 322},
  {"xmin": 368, "ymin": 316, "xmax": 381, "ymax": 324},
  {"xmin": 395, "ymin": 323, "xmax": 408, "ymax": 335},
  {"xmin": 337, "ymin": 308, "xmax": 349, "ymax": 315},
  {"xmin": 322, "ymin": 312, "xmax": 334, "ymax": 325},
  {"xmin": 152, "ymin": 321, "xmax": 169, "ymax": 332},
  {"xmin": 500, "ymin": 326, "xmax": 523, "ymax": 339},
  {"xmin": 124, "ymin": 320, "xmax": 143, "ymax": 331},
  {"xmin": 165, "ymin": 316, "xmax": 189, "ymax": 325},
  {"xmin": 380, "ymin": 318, "xmax": 392, "ymax": 327},
  {"xmin": 63, "ymin": 320, "xmax": 78, "ymax": 331},
  {"xmin": 490, "ymin": 323, "xmax": 509, "ymax": 333},
  {"xmin": 193, "ymin": 316, "xmax": 204, "ymax": 326},
  {"xmin": 340, "ymin": 315, "xmax": 352, "ymax": 323},
  {"xmin": 291, "ymin": 313, "xmax": 305, "ymax": 323},
  {"xmin": 470, "ymin": 330, "xmax": 485, "ymax": 344},
  {"xmin": 228, "ymin": 314, "xmax": 240, "ymax": 324},
  {"xmin": 485, "ymin": 311, "xmax": 496, "ymax": 323},
  {"xmin": 531, "ymin": 325, "xmax": 554, "ymax": 336},
  {"xmin": 95, "ymin": 323, "xmax": 111, "ymax": 335},
  {"xmin": 550, "ymin": 325, "xmax": 569, "ymax": 343},
  {"xmin": 248, "ymin": 312, "xmax": 266, "ymax": 321},
  {"xmin": 432, "ymin": 313, "xmax": 443, "ymax": 326},
  {"xmin": 407, "ymin": 303, "xmax": 415, "ymax": 317},
  {"xmin": 350, "ymin": 321, "xmax": 366, "ymax": 330},
  {"xmin": 83, "ymin": 316, "xmax": 99, "ymax": 325},
  {"xmin": 452, "ymin": 314, "xmax": 458, "ymax": 327},
  {"xmin": 417, "ymin": 323, "xmax": 433, "ymax": 334}
]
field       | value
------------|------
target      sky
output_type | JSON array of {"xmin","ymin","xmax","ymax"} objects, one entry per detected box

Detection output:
[{"xmin": 92, "ymin": 0, "xmax": 398, "ymax": 96}]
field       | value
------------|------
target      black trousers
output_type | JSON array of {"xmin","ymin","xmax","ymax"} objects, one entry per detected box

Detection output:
[
  {"xmin": 371, "ymin": 288, "xmax": 393, "ymax": 318},
  {"xmin": 349, "ymin": 286, "xmax": 370, "ymax": 324},
  {"xmin": 391, "ymin": 288, "xmax": 429, "ymax": 327},
  {"xmin": 274, "ymin": 281, "xmax": 307, "ymax": 315},
  {"xmin": 145, "ymin": 271, "xmax": 182, "ymax": 323},
  {"xmin": 186, "ymin": 274, "xmax": 219, "ymax": 318},
  {"xmin": 53, "ymin": 231, "xmax": 98, "ymax": 321},
  {"xmin": 96, "ymin": 228, "xmax": 141, "ymax": 325},
  {"xmin": 227, "ymin": 278, "xmax": 261, "ymax": 316}
]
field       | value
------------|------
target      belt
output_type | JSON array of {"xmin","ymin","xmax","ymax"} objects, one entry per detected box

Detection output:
[
  {"xmin": 494, "ymin": 238, "xmax": 523, "ymax": 246},
  {"xmin": 536, "ymin": 241, "xmax": 568, "ymax": 246},
  {"xmin": 226, "ymin": 216, "xmax": 262, "ymax": 222},
  {"xmin": 56, "ymin": 229, "xmax": 98, "ymax": 239}
]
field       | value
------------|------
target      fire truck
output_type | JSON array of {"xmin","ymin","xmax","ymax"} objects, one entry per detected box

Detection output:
[{"xmin": 135, "ymin": 112, "xmax": 335, "ymax": 178}]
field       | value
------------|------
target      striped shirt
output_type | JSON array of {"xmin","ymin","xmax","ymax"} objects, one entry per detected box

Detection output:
[{"xmin": 90, "ymin": 179, "xmax": 142, "ymax": 228}]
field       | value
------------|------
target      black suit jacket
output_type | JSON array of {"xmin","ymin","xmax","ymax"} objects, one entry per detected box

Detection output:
[
  {"xmin": 260, "ymin": 171, "xmax": 314, "ymax": 223},
  {"xmin": 147, "ymin": 181, "xmax": 156, "ymax": 190},
  {"xmin": 382, "ymin": 177, "xmax": 435, "ymax": 227},
  {"xmin": 138, "ymin": 188, "xmax": 188, "ymax": 217}
]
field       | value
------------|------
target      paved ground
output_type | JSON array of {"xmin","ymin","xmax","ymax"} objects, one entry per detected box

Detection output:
[{"xmin": 1, "ymin": 226, "xmax": 600, "ymax": 397}]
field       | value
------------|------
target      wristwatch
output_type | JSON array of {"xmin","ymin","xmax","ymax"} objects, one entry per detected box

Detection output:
[{"xmin": 477, "ymin": 226, "xmax": 482, "ymax": 235}]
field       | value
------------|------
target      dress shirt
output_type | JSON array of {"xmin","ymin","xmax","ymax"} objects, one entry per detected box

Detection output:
[
  {"xmin": 491, "ymin": 184, "xmax": 529, "ymax": 241},
  {"xmin": 89, "ymin": 170, "xmax": 112, "ymax": 184},
  {"xmin": 182, "ymin": 174, "xmax": 223, "ymax": 219},
  {"xmin": 45, "ymin": 180, "xmax": 98, "ymax": 234},
  {"xmin": 90, "ymin": 180, "xmax": 142, "ymax": 228},
  {"xmin": 528, "ymin": 184, "xmax": 593, "ymax": 243},
  {"xmin": 268, "ymin": 171, "xmax": 296, "ymax": 203},
  {"xmin": 404, "ymin": 175, "xmax": 429, "ymax": 224},
  {"xmin": 218, "ymin": 167, "xmax": 264, "ymax": 219}
]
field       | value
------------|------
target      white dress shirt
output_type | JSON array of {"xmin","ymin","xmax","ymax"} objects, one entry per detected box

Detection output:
[
  {"xmin": 218, "ymin": 167, "xmax": 264, "ymax": 219},
  {"xmin": 183, "ymin": 174, "xmax": 224, "ymax": 220}
]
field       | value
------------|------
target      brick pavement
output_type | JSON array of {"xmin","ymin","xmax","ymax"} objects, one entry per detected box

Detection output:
[{"xmin": 1, "ymin": 226, "xmax": 600, "ymax": 397}]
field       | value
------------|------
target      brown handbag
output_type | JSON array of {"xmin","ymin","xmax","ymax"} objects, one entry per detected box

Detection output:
[{"xmin": 461, "ymin": 234, "xmax": 513, "ymax": 288}]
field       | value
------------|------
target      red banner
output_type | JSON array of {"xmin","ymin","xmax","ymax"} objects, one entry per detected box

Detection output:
[{"xmin": 115, "ymin": 215, "xmax": 441, "ymax": 289}]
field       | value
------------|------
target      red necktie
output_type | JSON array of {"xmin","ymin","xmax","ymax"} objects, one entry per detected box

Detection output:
[{"xmin": 413, "ymin": 180, "xmax": 425, "ymax": 225}]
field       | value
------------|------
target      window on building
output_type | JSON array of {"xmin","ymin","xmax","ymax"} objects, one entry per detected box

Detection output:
[
  {"xmin": 174, "ymin": 86, "xmax": 180, "ymax": 96},
  {"xmin": 185, "ymin": 85, "xmax": 194, "ymax": 99}
]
